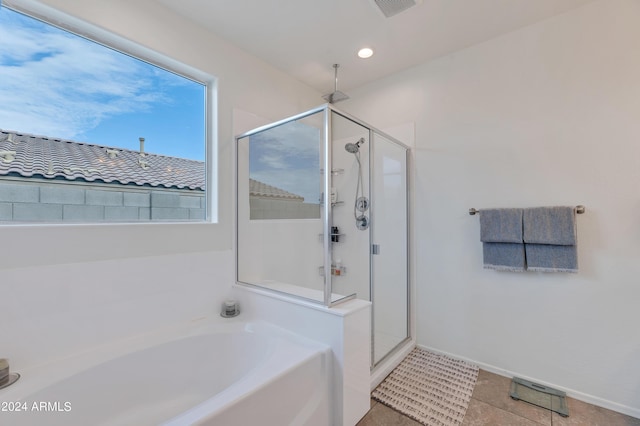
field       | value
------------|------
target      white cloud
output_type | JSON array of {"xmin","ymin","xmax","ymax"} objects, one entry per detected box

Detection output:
[
  {"xmin": 0, "ymin": 8, "xmax": 176, "ymax": 139},
  {"xmin": 251, "ymin": 120, "xmax": 321, "ymax": 167},
  {"xmin": 249, "ymin": 120, "xmax": 322, "ymax": 201}
]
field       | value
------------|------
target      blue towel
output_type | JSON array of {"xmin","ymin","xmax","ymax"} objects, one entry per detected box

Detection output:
[
  {"xmin": 523, "ymin": 206, "xmax": 577, "ymax": 273},
  {"xmin": 480, "ymin": 208, "xmax": 523, "ymax": 243},
  {"xmin": 479, "ymin": 208, "xmax": 525, "ymax": 271},
  {"xmin": 523, "ymin": 206, "xmax": 576, "ymax": 245},
  {"xmin": 525, "ymin": 244, "xmax": 578, "ymax": 273},
  {"xmin": 483, "ymin": 243, "xmax": 526, "ymax": 272}
]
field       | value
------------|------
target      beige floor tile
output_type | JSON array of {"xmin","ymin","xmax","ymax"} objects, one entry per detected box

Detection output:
[
  {"xmin": 356, "ymin": 402, "xmax": 422, "ymax": 426},
  {"xmin": 369, "ymin": 398, "xmax": 378, "ymax": 409},
  {"xmin": 360, "ymin": 369, "xmax": 640, "ymax": 426},
  {"xmin": 471, "ymin": 370, "xmax": 552, "ymax": 425},
  {"xmin": 462, "ymin": 398, "xmax": 548, "ymax": 426},
  {"xmin": 551, "ymin": 397, "xmax": 640, "ymax": 426}
]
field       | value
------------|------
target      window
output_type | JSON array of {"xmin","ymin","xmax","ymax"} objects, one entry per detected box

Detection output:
[{"xmin": 0, "ymin": 4, "xmax": 212, "ymax": 223}]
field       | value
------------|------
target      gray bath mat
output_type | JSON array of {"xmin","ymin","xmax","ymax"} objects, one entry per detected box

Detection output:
[{"xmin": 372, "ymin": 347, "xmax": 479, "ymax": 426}]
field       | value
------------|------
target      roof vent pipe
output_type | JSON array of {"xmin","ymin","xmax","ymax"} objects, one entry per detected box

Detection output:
[
  {"xmin": 139, "ymin": 137, "xmax": 145, "ymax": 157},
  {"xmin": 0, "ymin": 150, "xmax": 16, "ymax": 163}
]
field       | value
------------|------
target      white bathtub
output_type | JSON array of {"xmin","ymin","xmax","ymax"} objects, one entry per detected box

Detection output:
[{"xmin": 0, "ymin": 319, "xmax": 331, "ymax": 425}]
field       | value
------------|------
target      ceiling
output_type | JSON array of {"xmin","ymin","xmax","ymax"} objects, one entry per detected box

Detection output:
[{"xmin": 157, "ymin": 0, "xmax": 595, "ymax": 95}]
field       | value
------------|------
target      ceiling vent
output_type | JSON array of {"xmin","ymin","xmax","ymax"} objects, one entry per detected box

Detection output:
[{"xmin": 373, "ymin": 0, "xmax": 418, "ymax": 18}]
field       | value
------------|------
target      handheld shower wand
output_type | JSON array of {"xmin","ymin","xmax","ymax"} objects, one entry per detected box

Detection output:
[{"xmin": 344, "ymin": 138, "xmax": 369, "ymax": 230}]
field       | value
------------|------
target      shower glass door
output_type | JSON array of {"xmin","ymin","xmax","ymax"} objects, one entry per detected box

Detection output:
[{"xmin": 371, "ymin": 131, "xmax": 409, "ymax": 365}]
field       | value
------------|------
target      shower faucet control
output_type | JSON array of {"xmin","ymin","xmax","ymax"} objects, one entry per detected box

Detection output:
[
  {"xmin": 356, "ymin": 215, "xmax": 369, "ymax": 230},
  {"xmin": 356, "ymin": 197, "xmax": 369, "ymax": 212}
]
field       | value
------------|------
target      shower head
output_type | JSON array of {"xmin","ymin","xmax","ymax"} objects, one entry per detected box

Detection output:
[
  {"xmin": 345, "ymin": 143, "xmax": 359, "ymax": 153},
  {"xmin": 322, "ymin": 64, "xmax": 350, "ymax": 104},
  {"xmin": 345, "ymin": 138, "xmax": 365, "ymax": 154},
  {"xmin": 323, "ymin": 91, "xmax": 350, "ymax": 104}
]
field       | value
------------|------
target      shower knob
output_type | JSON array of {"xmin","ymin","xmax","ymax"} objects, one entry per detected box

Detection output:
[
  {"xmin": 356, "ymin": 215, "xmax": 369, "ymax": 230},
  {"xmin": 356, "ymin": 197, "xmax": 369, "ymax": 212}
]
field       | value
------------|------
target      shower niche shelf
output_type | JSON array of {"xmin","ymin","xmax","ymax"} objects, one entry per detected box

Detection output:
[
  {"xmin": 318, "ymin": 266, "xmax": 347, "ymax": 277},
  {"xmin": 320, "ymin": 201, "xmax": 344, "ymax": 207},
  {"xmin": 320, "ymin": 168, "xmax": 344, "ymax": 175},
  {"xmin": 318, "ymin": 233, "xmax": 345, "ymax": 243},
  {"xmin": 320, "ymin": 226, "xmax": 345, "ymax": 243}
]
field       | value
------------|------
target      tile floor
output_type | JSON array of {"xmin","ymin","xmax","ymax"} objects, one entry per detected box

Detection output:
[{"xmin": 357, "ymin": 369, "xmax": 640, "ymax": 426}]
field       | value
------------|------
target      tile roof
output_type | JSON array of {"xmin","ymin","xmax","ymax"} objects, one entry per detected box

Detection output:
[
  {"xmin": 0, "ymin": 129, "xmax": 204, "ymax": 190},
  {"xmin": 0, "ymin": 129, "xmax": 305, "ymax": 200},
  {"xmin": 249, "ymin": 178, "xmax": 304, "ymax": 201}
]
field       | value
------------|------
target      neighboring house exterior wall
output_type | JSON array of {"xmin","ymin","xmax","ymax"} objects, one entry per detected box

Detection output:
[
  {"xmin": 0, "ymin": 129, "xmax": 206, "ymax": 223},
  {"xmin": 249, "ymin": 197, "xmax": 320, "ymax": 220},
  {"xmin": 0, "ymin": 178, "xmax": 204, "ymax": 222},
  {"xmin": 0, "ymin": 130, "xmax": 317, "ymax": 223},
  {"xmin": 247, "ymin": 177, "xmax": 320, "ymax": 220}
]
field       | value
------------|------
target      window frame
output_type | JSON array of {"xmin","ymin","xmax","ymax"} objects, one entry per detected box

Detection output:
[{"xmin": 0, "ymin": 0, "xmax": 217, "ymax": 224}]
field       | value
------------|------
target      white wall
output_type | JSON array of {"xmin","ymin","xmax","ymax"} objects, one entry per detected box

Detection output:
[
  {"xmin": 344, "ymin": 0, "xmax": 640, "ymax": 417},
  {"xmin": 1, "ymin": 0, "xmax": 322, "ymax": 371}
]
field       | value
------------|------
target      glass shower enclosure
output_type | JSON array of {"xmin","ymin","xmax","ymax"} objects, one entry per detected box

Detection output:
[{"xmin": 236, "ymin": 104, "xmax": 409, "ymax": 365}]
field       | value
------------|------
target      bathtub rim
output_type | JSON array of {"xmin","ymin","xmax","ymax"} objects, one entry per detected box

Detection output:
[
  {"xmin": 163, "ymin": 333, "xmax": 331, "ymax": 425},
  {"xmin": 0, "ymin": 317, "xmax": 329, "ymax": 405}
]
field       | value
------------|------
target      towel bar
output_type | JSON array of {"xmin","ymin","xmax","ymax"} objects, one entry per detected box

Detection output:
[{"xmin": 469, "ymin": 205, "xmax": 585, "ymax": 216}]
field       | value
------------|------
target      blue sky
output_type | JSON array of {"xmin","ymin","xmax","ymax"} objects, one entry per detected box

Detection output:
[
  {"xmin": 249, "ymin": 120, "xmax": 321, "ymax": 203},
  {"xmin": 0, "ymin": 6, "xmax": 205, "ymax": 160}
]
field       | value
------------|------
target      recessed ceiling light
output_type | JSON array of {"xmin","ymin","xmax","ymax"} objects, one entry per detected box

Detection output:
[{"xmin": 357, "ymin": 47, "xmax": 374, "ymax": 59}]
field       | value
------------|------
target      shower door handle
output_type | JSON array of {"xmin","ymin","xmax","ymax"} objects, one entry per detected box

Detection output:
[{"xmin": 372, "ymin": 244, "xmax": 381, "ymax": 255}]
